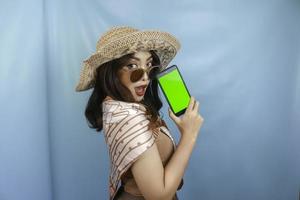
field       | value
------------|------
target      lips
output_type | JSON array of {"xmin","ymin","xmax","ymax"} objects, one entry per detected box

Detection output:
[{"xmin": 134, "ymin": 84, "xmax": 147, "ymax": 96}]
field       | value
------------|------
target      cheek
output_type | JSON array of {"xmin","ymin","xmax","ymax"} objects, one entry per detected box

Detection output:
[{"xmin": 118, "ymin": 71, "xmax": 134, "ymax": 91}]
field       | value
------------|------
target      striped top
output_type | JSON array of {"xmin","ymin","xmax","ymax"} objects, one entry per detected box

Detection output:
[{"xmin": 102, "ymin": 99, "xmax": 179, "ymax": 200}]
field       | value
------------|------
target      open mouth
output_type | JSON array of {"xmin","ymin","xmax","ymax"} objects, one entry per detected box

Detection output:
[{"xmin": 134, "ymin": 85, "xmax": 147, "ymax": 96}]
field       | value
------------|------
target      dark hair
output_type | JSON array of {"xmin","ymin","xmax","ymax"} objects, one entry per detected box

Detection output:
[{"xmin": 84, "ymin": 50, "xmax": 163, "ymax": 132}]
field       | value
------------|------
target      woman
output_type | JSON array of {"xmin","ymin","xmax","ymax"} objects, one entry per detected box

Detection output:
[{"xmin": 75, "ymin": 26, "xmax": 204, "ymax": 200}]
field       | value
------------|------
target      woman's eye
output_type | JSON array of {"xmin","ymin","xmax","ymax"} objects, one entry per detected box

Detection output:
[{"xmin": 127, "ymin": 64, "xmax": 138, "ymax": 69}]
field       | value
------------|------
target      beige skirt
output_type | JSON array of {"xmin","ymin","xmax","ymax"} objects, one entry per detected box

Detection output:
[{"xmin": 113, "ymin": 185, "xmax": 179, "ymax": 200}]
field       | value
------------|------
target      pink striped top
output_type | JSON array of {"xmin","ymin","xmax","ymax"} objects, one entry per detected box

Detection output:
[{"xmin": 102, "ymin": 99, "xmax": 178, "ymax": 200}]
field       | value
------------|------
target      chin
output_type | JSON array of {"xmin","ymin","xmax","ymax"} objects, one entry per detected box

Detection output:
[{"xmin": 134, "ymin": 95, "xmax": 144, "ymax": 102}]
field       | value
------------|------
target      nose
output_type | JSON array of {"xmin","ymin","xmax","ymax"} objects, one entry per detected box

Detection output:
[
  {"xmin": 141, "ymin": 65, "xmax": 149, "ymax": 81},
  {"xmin": 141, "ymin": 69, "xmax": 149, "ymax": 81}
]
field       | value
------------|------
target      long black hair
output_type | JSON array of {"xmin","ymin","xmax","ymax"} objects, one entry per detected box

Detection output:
[{"xmin": 84, "ymin": 50, "xmax": 163, "ymax": 132}]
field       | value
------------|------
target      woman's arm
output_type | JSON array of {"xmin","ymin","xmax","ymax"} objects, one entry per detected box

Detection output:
[{"xmin": 131, "ymin": 97, "xmax": 204, "ymax": 200}]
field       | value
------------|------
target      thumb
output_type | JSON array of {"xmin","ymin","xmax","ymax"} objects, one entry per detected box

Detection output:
[{"xmin": 168, "ymin": 108, "xmax": 180, "ymax": 124}]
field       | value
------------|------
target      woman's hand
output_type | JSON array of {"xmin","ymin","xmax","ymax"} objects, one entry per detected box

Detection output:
[{"xmin": 168, "ymin": 96, "xmax": 204, "ymax": 140}]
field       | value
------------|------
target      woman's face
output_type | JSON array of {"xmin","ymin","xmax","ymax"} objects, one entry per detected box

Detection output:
[{"xmin": 118, "ymin": 50, "xmax": 154, "ymax": 102}]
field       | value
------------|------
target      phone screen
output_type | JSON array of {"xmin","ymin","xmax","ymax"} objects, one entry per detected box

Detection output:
[{"xmin": 157, "ymin": 65, "xmax": 190, "ymax": 116}]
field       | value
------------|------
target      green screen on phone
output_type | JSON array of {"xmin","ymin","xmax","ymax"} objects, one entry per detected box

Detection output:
[{"xmin": 158, "ymin": 68, "xmax": 190, "ymax": 114}]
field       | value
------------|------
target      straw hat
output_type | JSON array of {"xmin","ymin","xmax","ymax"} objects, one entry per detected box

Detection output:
[{"xmin": 75, "ymin": 26, "xmax": 181, "ymax": 92}]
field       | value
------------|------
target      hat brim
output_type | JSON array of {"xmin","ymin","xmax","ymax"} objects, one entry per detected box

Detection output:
[{"xmin": 75, "ymin": 30, "xmax": 180, "ymax": 92}]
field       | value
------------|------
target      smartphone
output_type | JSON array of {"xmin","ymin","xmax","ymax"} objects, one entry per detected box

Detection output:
[{"xmin": 156, "ymin": 65, "xmax": 191, "ymax": 116}]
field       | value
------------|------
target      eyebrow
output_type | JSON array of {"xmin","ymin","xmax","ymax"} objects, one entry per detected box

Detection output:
[{"xmin": 130, "ymin": 55, "xmax": 153, "ymax": 61}]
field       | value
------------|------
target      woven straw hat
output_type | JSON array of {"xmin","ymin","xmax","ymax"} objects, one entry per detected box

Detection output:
[{"xmin": 75, "ymin": 26, "xmax": 181, "ymax": 92}]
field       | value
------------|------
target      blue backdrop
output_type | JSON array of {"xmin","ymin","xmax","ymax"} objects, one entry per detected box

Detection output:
[{"xmin": 0, "ymin": 0, "xmax": 299, "ymax": 199}]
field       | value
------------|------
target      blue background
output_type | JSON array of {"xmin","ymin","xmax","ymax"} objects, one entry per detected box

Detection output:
[{"xmin": 0, "ymin": 0, "xmax": 299, "ymax": 199}]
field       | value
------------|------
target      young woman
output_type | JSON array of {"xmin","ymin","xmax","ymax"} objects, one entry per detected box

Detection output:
[{"xmin": 75, "ymin": 26, "xmax": 204, "ymax": 200}]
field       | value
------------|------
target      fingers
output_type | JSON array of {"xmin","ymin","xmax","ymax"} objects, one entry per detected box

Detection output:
[
  {"xmin": 186, "ymin": 96, "xmax": 195, "ymax": 113},
  {"xmin": 187, "ymin": 96, "xmax": 200, "ymax": 114},
  {"xmin": 168, "ymin": 108, "xmax": 180, "ymax": 124},
  {"xmin": 194, "ymin": 100, "xmax": 199, "ymax": 113}
]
